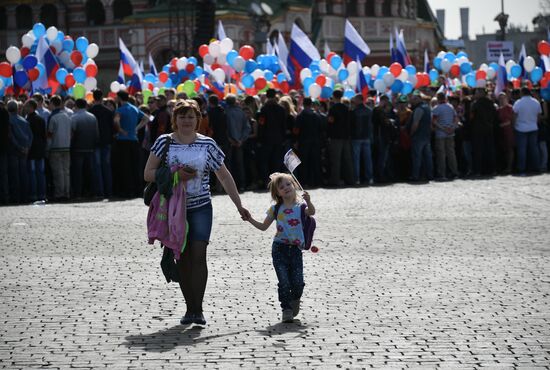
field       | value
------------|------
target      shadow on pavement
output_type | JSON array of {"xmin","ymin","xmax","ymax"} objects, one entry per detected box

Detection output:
[
  {"xmin": 256, "ymin": 321, "xmax": 309, "ymax": 338},
  {"xmin": 123, "ymin": 325, "xmax": 250, "ymax": 352}
]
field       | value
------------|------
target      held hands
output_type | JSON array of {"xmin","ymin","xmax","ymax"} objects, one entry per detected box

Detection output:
[{"xmin": 238, "ymin": 205, "xmax": 251, "ymax": 221}]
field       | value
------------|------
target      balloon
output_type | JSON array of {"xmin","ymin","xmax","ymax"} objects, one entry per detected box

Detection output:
[
  {"xmin": 338, "ymin": 69, "xmax": 349, "ymax": 81},
  {"xmin": 75, "ymin": 37, "xmax": 89, "ymax": 53},
  {"xmin": 35, "ymin": 63, "xmax": 45, "ymax": 78},
  {"xmin": 33, "ymin": 23, "xmax": 46, "ymax": 38},
  {"xmin": 505, "ymin": 60, "xmax": 516, "ymax": 75},
  {"xmin": 370, "ymin": 64, "xmax": 380, "ymax": 77},
  {"xmin": 330, "ymin": 55, "xmax": 342, "ymax": 69},
  {"xmin": 389, "ymin": 62, "xmax": 402, "ymax": 77},
  {"xmin": 27, "ymin": 68, "xmax": 40, "ymax": 82},
  {"xmin": 397, "ymin": 69, "xmax": 409, "ymax": 82},
  {"xmin": 22, "ymin": 55, "xmax": 38, "ymax": 70},
  {"xmin": 377, "ymin": 67, "xmax": 389, "ymax": 79},
  {"xmin": 14, "ymin": 70, "xmax": 28, "ymax": 86},
  {"xmin": 300, "ymin": 68, "xmax": 312, "ymax": 82},
  {"xmin": 374, "ymin": 79, "xmax": 386, "ymax": 92},
  {"xmin": 226, "ymin": 50, "xmax": 238, "ymax": 66},
  {"xmin": 73, "ymin": 67, "xmax": 86, "ymax": 83},
  {"xmin": 531, "ymin": 67, "xmax": 543, "ymax": 83},
  {"xmin": 176, "ymin": 57, "xmax": 188, "ymax": 70},
  {"xmin": 401, "ymin": 81, "xmax": 413, "ymax": 95},
  {"xmin": 538, "ymin": 41, "xmax": 550, "ymax": 55},
  {"xmin": 460, "ymin": 62, "xmax": 472, "ymax": 75},
  {"xmin": 46, "ymin": 26, "xmax": 58, "ymax": 41},
  {"xmin": 220, "ymin": 38, "xmax": 234, "ymax": 54},
  {"xmin": 440, "ymin": 58, "xmax": 452, "ymax": 73},
  {"xmin": 65, "ymin": 74, "xmax": 75, "ymax": 87},
  {"xmin": 343, "ymin": 88, "xmax": 355, "ymax": 99},
  {"xmin": 233, "ymin": 56, "xmax": 245, "ymax": 72},
  {"xmin": 408, "ymin": 74, "xmax": 417, "ymax": 88},
  {"xmin": 208, "ymin": 41, "xmax": 221, "ymax": 57},
  {"xmin": 199, "ymin": 44, "xmax": 209, "ymax": 58},
  {"xmin": 303, "ymin": 76, "xmax": 314, "ymax": 91},
  {"xmin": 245, "ymin": 59, "xmax": 258, "ymax": 73},
  {"xmin": 62, "ymin": 38, "xmax": 74, "ymax": 52},
  {"xmin": 449, "ymin": 64, "xmax": 460, "ymax": 78},
  {"xmin": 86, "ymin": 43, "xmax": 99, "ymax": 59},
  {"xmin": 84, "ymin": 77, "xmax": 97, "ymax": 91},
  {"xmin": 510, "ymin": 64, "xmax": 522, "ymax": 78},
  {"xmin": 73, "ymin": 83, "xmax": 86, "ymax": 99},
  {"xmin": 308, "ymin": 83, "xmax": 321, "ymax": 99},
  {"xmin": 264, "ymin": 70, "xmax": 274, "ymax": 81},
  {"xmin": 56, "ymin": 68, "xmax": 68, "ymax": 84},
  {"xmin": 405, "ymin": 65, "xmax": 417, "ymax": 76},
  {"xmin": 212, "ymin": 68, "xmax": 225, "ymax": 83},
  {"xmin": 465, "ymin": 73, "xmax": 476, "ymax": 88},
  {"xmin": 201, "ymin": 54, "xmax": 213, "ymax": 65},
  {"xmin": 241, "ymin": 74, "xmax": 254, "ymax": 88},
  {"xmin": 110, "ymin": 81, "xmax": 121, "ymax": 93},
  {"xmin": 429, "ymin": 69, "xmax": 439, "ymax": 82},
  {"xmin": 255, "ymin": 76, "xmax": 267, "ymax": 90},
  {"xmin": 433, "ymin": 57, "xmax": 442, "ymax": 70},
  {"xmin": 158, "ymin": 71, "xmax": 168, "ymax": 83},
  {"xmin": 239, "ymin": 45, "xmax": 255, "ymax": 60},
  {"xmin": 6, "ymin": 46, "xmax": 21, "ymax": 64},
  {"xmin": 523, "ymin": 56, "xmax": 535, "ymax": 73},
  {"xmin": 444, "ymin": 52, "xmax": 456, "ymax": 63},
  {"xmin": 476, "ymin": 79, "xmax": 487, "ymax": 88},
  {"xmin": 85, "ymin": 63, "xmax": 98, "ymax": 77},
  {"xmin": 475, "ymin": 70, "xmax": 487, "ymax": 80},
  {"xmin": 319, "ymin": 59, "xmax": 330, "ymax": 73},
  {"xmin": 391, "ymin": 79, "xmax": 403, "ymax": 93},
  {"xmin": 486, "ymin": 67, "xmax": 496, "ymax": 80},
  {"xmin": 185, "ymin": 63, "xmax": 195, "ymax": 73},
  {"xmin": 70, "ymin": 50, "xmax": 83, "ymax": 66},
  {"xmin": 315, "ymin": 75, "xmax": 326, "ymax": 86},
  {"xmin": 182, "ymin": 80, "xmax": 195, "ymax": 95},
  {"xmin": 347, "ymin": 61, "xmax": 358, "ymax": 74}
]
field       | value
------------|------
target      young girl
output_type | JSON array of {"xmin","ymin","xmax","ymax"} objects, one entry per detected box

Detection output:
[{"xmin": 246, "ymin": 172, "xmax": 316, "ymax": 323}]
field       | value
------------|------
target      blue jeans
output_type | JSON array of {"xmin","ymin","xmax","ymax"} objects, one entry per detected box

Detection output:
[
  {"xmin": 351, "ymin": 139, "xmax": 373, "ymax": 183},
  {"xmin": 515, "ymin": 130, "xmax": 540, "ymax": 173},
  {"xmin": 28, "ymin": 158, "xmax": 46, "ymax": 201},
  {"xmin": 411, "ymin": 139, "xmax": 433, "ymax": 180},
  {"xmin": 186, "ymin": 202, "xmax": 213, "ymax": 242},
  {"xmin": 271, "ymin": 241, "xmax": 305, "ymax": 310},
  {"xmin": 94, "ymin": 146, "xmax": 112, "ymax": 197}
]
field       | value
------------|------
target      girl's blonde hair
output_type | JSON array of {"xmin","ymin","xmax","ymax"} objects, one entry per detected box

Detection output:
[{"xmin": 267, "ymin": 172, "xmax": 300, "ymax": 205}]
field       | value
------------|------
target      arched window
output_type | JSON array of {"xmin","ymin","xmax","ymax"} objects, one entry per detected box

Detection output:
[
  {"xmin": 113, "ymin": 0, "xmax": 133, "ymax": 20},
  {"xmin": 383, "ymin": 0, "xmax": 392, "ymax": 17},
  {"xmin": 16, "ymin": 5, "xmax": 33, "ymax": 30},
  {"xmin": 86, "ymin": 0, "xmax": 105, "ymax": 25},
  {"xmin": 0, "ymin": 7, "xmax": 7, "ymax": 30},
  {"xmin": 40, "ymin": 4, "xmax": 58, "ymax": 27},
  {"xmin": 365, "ymin": 0, "xmax": 375, "ymax": 17}
]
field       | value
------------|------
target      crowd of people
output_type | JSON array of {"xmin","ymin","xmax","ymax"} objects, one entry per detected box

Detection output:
[{"xmin": 1, "ymin": 84, "xmax": 549, "ymax": 205}]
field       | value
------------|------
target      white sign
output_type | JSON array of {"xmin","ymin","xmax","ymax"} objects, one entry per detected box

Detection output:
[{"xmin": 486, "ymin": 41, "xmax": 514, "ymax": 62}]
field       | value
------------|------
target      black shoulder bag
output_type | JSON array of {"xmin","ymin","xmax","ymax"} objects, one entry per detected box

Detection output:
[{"xmin": 143, "ymin": 137, "xmax": 171, "ymax": 206}]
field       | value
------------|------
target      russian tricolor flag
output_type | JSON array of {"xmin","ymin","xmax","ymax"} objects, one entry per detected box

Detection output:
[
  {"xmin": 33, "ymin": 36, "xmax": 59, "ymax": 93},
  {"xmin": 344, "ymin": 20, "xmax": 370, "ymax": 65},
  {"xmin": 395, "ymin": 28, "xmax": 412, "ymax": 66},
  {"xmin": 119, "ymin": 37, "xmax": 142, "ymax": 94},
  {"xmin": 356, "ymin": 57, "xmax": 369, "ymax": 98},
  {"xmin": 287, "ymin": 23, "xmax": 320, "ymax": 89},
  {"xmin": 495, "ymin": 53, "xmax": 507, "ymax": 96}
]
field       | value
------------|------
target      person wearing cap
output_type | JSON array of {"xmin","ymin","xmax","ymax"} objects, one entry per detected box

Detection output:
[
  {"xmin": 7, "ymin": 100, "xmax": 33, "ymax": 203},
  {"xmin": 513, "ymin": 87, "xmax": 542, "ymax": 175},
  {"xmin": 408, "ymin": 91, "xmax": 433, "ymax": 182}
]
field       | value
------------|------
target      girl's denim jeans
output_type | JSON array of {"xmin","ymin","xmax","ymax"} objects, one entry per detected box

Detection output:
[{"xmin": 271, "ymin": 241, "xmax": 305, "ymax": 310}]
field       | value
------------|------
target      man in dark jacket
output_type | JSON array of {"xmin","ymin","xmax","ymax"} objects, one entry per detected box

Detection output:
[
  {"xmin": 409, "ymin": 92, "xmax": 433, "ymax": 182},
  {"xmin": 71, "ymin": 99, "xmax": 99, "ymax": 198},
  {"xmin": 350, "ymin": 94, "xmax": 374, "ymax": 185},
  {"xmin": 0, "ymin": 103, "xmax": 10, "ymax": 204},
  {"xmin": 25, "ymin": 99, "xmax": 47, "ymax": 202},
  {"xmin": 471, "ymin": 88, "xmax": 497, "ymax": 176},
  {"xmin": 257, "ymin": 88, "xmax": 287, "ymax": 186},
  {"xmin": 7, "ymin": 100, "xmax": 33, "ymax": 203},
  {"xmin": 295, "ymin": 97, "xmax": 322, "ymax": 187},
  {"xmin": 327, "ymin": 89, "xmax": 354, "ymax": 186}
]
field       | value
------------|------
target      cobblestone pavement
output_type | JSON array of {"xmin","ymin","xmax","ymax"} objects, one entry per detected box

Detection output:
[{"xmin": 1, "ymin": 175, "xmax": 550, "ymax": 369}]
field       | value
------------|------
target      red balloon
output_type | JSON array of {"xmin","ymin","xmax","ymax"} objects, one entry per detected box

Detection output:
[
  {"xmin": 475, "ymin": 70, "xmax": 487, "ymax": 80},
  {"xmin": 85, "ymin": 64, "xmax": 98, "ymax": 77},
  {"xmin": 28, "ymin": 68, "xmax": 39, "ymax": 81},
  {"xmin": 538, "ymin": 40, "xmax": 550, "ymax": 55},
  {"xmin": 158, "ymin": 71, "xmax": 168, "ymax": 83},
  {"xmin": 70, "ymin": 51, "xmax": 82, "ymax": 66},
  {"xmin": 148, "ymin": 82, "xmax": 154, "ymax": 90},
  {"xmin": 326, "ymin": 52, "xmax": 336, "ymax": 63},
  {"xmin": 185, "ymin": 64, "xmax": 195, "ymax": 73},
  {"xmin": 65, "ymin": 74, "xmax": 75, "ymax": 88},
  {"xmin": 512, "ymin": 79, "xmax": 521, "ymax": 88},
  {"xmin": 198, "ymin": 44, "xmax": 209, "ymax": 58},
  {"xmin": 544, "ymin": 71, "xmax": 550, "ymax": 80},
  {"xmin": 315, "ymin": 75, "xmax": 326, "ymax": 86},
  {"xmin": 389, "ymin": 62, "xmax": 402, "ymax": 77},
  {"xmin": 211, "ymin": 63, "xmax": 221, "ymax": 70},
  {"xmin": 194, "ymin": 79, "xmax": 201, "ymax": 92},
  {"xmin": 541, "ymin": 77, "xmax": 549, "ymax": 88},
  {"xmin": 449, "ymin": 64, "xmax": 460, "ymax": 78},
  {"xmin": 254, "ymin": 77, "xmax": 267, "ymax": 90},
  {"xmin": 21, "ymin": 47, "xmax": 30, "ymax": 58},
  {"xmin": 169, "ymin": 66, "xmax": 178, "ymax": 74},
  {"xmin": 0, "ymin": 62, "xmax": 12, "ymax": 77},
  {"xmin": 170, "ymin": 58, "xmax": 178, "ymax": 67},
  {"xmin": 239, "ymin": 45, "xmax": 255, "ymax": 60}
]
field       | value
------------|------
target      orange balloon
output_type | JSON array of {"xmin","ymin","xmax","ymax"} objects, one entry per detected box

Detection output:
[{"xmin": 389, "ymin": 62, "xmax": 402, "ymax": 77}]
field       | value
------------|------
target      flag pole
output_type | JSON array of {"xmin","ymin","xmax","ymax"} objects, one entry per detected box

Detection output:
[{"xmin": 290, "ymin": 171, "xmax": 304, "ymax": 192}]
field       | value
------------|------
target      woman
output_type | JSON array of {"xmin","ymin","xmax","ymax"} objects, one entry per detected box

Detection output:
[
  {"xmin": 497, "ymin": 93, "xmax": 515, "ymax": 174},
  {"xmin": 144, "ymin": 100, "xmax": 249, "ymax": 326}
]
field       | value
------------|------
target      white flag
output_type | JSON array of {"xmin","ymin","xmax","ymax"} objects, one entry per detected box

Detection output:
[{"xmin": 283, "ymin": 149, "xmax": 301, "ymax": 173}]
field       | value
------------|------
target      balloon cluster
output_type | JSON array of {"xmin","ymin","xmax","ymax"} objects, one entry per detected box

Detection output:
[{"xmin": 0, "ymin": 22, "xmax": 100, "ymax": 98}]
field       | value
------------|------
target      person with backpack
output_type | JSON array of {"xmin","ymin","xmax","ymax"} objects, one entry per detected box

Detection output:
[{"xmin": 244, "ymin": 172, "xmax": 316, "ymax": 323}]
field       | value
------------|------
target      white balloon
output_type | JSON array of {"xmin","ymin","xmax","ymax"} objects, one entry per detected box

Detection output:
[
  {"xmin": 382, "ymin": 72, "xmax": 395, "ymax": 86},
  {"xmin": 59, "ymin": 51, "xmax": 70, "ymax": 65},
  {"xmin": 212, "ymin": 68, "xmax": 225, "ymax": 83},
  {"xmin": 398, "ymin": 69, "xmax": 409, "ymax": 82},
  {"xmin": 202, "ymin": 54, "xmax": 214, "ymax": 65},
  {"xmin": 176, "ymin": 57, "xmax": 187, "ymax": 70},
  {"xmin": 6, "ymin": 46, "xmax": 21, "ymax": 64},
  {"xmin": 523, "ymin": 56, "xmax": 536, "ymax": 73},
  {"xmin": 457, "ymin": 56, "xmax": 469, "ymax": 65},
  {"xmin": 437, "ymin": 51, "xmax": 446, "ymax": 59},
  {"xmin": 479, "ymin": 63, "xmax": 488, "ymax": 71},
  {"xmin": 486, "ymin": 67, "xmax": 496, "ymax": 79},
  {"xmin": 408, "ymin": 74, "xmax": 418, "ymax": 87},
  {"xmin": 374, "ymin": 79, "xmax": 386, "ymax": 92},
  {"xmin": 308, "ymin": 83, "xmax": 321, "ymax": 99},
  {"xmin": 505, "ymin": 60, "xmax": 516, "ymax": 75},
  {"xmin": 319, "ymin": 59, "xmax": 330, "ymax": 73},
  {"xmin": 86, "ymin": 43, "xmax": 99, "ymax": 59},
  {"xmin": 46, "ymin": 26, "xmax": 58, "ymax": 42},
  {"xmin": 84, "ymin": 77, "xmax": 97, "ymax": 91},
  {"xmin": 476, "ymin": 79, "xmax": 487, "ymax": 88},
  {"xmin": 300, "ymin": 68, "xmax": 312, "ymax": 82},
  {"xmin": 233, "ymin": 56, "xmax": 245, "ymax": 72},
  {"xmin": 362, "ymin": 66, "xmax": 371, "ymax": 75},
  {"xmin": 251, "ymin": 69, "xmax": 263, "ymax": 79},
  {"xmin": 21, "ymin": 34, "xmax": 34, "ymax": 48},
  {"xmin": 440, "ymin": 59, "xmax": 452, "ymax": 73},
  {"xmin": 220, "ymin": 38, "xmax": 234, "ymax": 54},
  {"xmin": 346, "ymin": 61, "xmax": 358, "ymax": 74},
  {"xmin": 217, "ymin": 53, "xmax": 227, "ymax": 65},
  {"xmin": 153, "ymin": 87, "xmax": 160, "ymax": 95},
  {"xmin": 119, "ymin": 84, "xmax": 127, "ymax": 91},
  {"xmin": 208, "ymin": 41, "xmax": 221, "ymax": 58},
  {"xmin": 370, "ymin": 64, "xmax": 380, "ymax": 77},
  {"xmin": 110, "ymin": 81, "xmax": 121, "ymax": 93}
]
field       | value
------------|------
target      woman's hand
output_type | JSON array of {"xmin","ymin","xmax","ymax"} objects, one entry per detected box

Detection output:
[{"xmin": 238, "ymin": 205, "xmax": 251, "ymax": 221}]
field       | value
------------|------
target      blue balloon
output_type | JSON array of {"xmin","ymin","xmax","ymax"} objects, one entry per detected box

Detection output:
[
  {"xmin": 188, "ymin": 57, "xmax": 197, "ymax": 65},
  {"xmin": 531, "ymin": 67, "xmax": 543, "ymax": 83},
  {"xmin": 264, "ymin": 70, "xmax": 274, "ymax": 81},
  {"xmin": 164, "ymin": 78, "xmax": 173, "ymax": 88},
  {"xmin": 244, "ymin": 60, "xmax": 257, "ymax": 73},
  {"xmin": 56, "ymin": 31, "xmax": 65, "ymax": 42},
  {"xmin": 144, "ymin": 73, "xmax": 156, "ymax": 83},
  {"xmin": 377, "ymin": 66, "xmax": 389, "ymax": 79},
  {"xmin": 269, "ymin": 60, "xmax": 280, "ymax": 73},
  {"xmin": 73, "ymin": 67, "xmax": 86, "ymax": 83},
  {"xmin": 405, "ymin": 65, "xmax": 417, "ymax": 76},
  {"xmin": 510, "ymin": 64, "xmax": 522, "ymax": 78},
  {"xmin": 303, "ymin": 77, "xmax": 314, "ymax": 90},
  {"xmin": 460, "ymin": 62, "xmax": 472, "ymax": 75},
  {"xmin": 35, "ymin": 63, "xmax": 45, "ymax": 78},
  {"xmin": 343, "ymin": 89, "xmax": 355, "ymax": 99},
  {"xmin": 14, "ymin": 70, "xmax": 28, "ymax": 86},
  {"xmin": 465, "ymin": 73, "xmax": 476, "ymax": 88},
  {"xmin": 541, "ymin": 87, "xmax": 550, "ymax": 101},
  {"xmin": 456, "ymin": 51, "xmax": 468, "ymax": 59},
  {"xmin": 391, "ymin": 79, "xmax": 404, "ymax": 93},
  {"xmin": 321, "ymin": 86, "xmax": 333, "ymax": 99},
  {"xmin": 429, "ymin": 69, "xmax": 439, "ymax": 82},
  {"xmin": 75, "ymin": 37, "xmax": 89, "ymax": 53},
  {"xmin": 22, "ymin": 55, "xmax": 38, "ymax": 70},
  {"xmin": 62, "ymin": 38, "xmax": 74, "ymax": 52},
  {"xmin": 33, "ymin": 23, "xmax": 46, "ymax": 38},
  {"xmin": 330, "ymin": 55, "xmax": 342, "ymax": 69},
  {"xmin": 242, "ymin": 74, "xmax": 254, "ymax": 88},
  {"xmin": 226, "ymin": 50, "xmax": 238, "ymax": 66},
  {"xmin": 338, "ymin": 69, "xmax": 349, "ymax": 81},
  {"xmin": 195, "ymin": 66, "xmax": 204, "ymax": 76},
  {"xmin": 401, "ymin": 81, "xmax": 413, "ymax": 95},
  {"xmin": 489, "ymin": 62, "xmax": 499, "ymax": 71},
  {"xmin": 444, "ymin": 52, "xmax": 456, "ymax": 63},
  {"xmin": 56, "ymin": 68, "xmax": 68, "ymax": 84},
  {"xmin": 433, "ymin": 57, "xmax": 442, "ymax": 70},
  {"xmin": 162, "ymin": 65, "xmax": 170, "ymax": 73},
  {"xmin": 277, "ymin": 72, "xmax": 287, "ymax": 83}
]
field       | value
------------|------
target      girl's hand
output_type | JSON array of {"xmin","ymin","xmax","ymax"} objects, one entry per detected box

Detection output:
[{"xmin": 302, "ymin": 191, "xmax": 311, "ymax": 203}]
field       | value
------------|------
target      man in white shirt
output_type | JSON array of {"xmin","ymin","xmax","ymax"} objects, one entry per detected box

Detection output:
[{"xmin": 513, "ymin": 87, "xmax": 541, "ymax": 175}]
